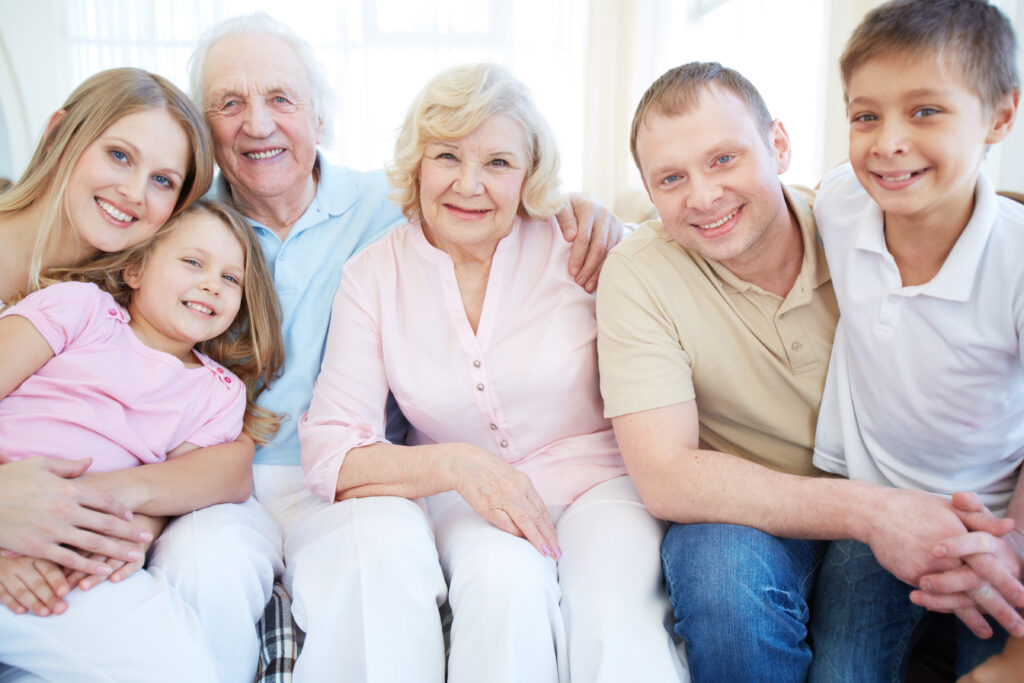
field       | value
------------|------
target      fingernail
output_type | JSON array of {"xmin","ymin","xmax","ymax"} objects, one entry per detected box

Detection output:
[
  {"xmin": 570, "ymin": 266, "xmax": 579, "ymax": 276},
  {"xmin": 96, "ymin": 565, "xmax": 112, "ymax": 575},
  {"xmin": 922, "ymin": 579, "xmax": 933, "ymax": 591},
  {"xmin": 140, "ymin": 531, "xmax": 153, "ymax": 542},
  {"xmin": 53, "ymin": 602, "xmax": 66, "ymax": 614},
  {"xmin": 555, "ymin": 547, "xmax": 563, "ymax": 559},
  {"xmin": 933, "ymin": 544, "xmax": 947, "ymax": 557},
  {"xmin": 541, "ymin": 545, "xmax": 552, "ymax": 556},
  {"xmin": 128, "ymin": 550, "xmax": 143, "ymax": 561}
]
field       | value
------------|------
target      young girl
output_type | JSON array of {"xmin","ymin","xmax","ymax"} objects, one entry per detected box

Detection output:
[
  {"xmin": 0, "ymin": 200, "xmax": 284, "ymax": 682},
  {"xmin": 0, "ymin": 67, "xmax": 213, "ymax": 302}
]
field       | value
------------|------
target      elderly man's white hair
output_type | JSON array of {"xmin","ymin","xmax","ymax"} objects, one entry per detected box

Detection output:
[{"xmin": 188, "ymin": 12, "xmax": 335, "ymax": 146}]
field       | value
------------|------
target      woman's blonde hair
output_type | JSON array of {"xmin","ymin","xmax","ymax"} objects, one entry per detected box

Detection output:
[
  {"xmin": 0, "ymin": 67, "xmax": 214, "ymax": 291},
  {"xmin": 41, "ymin": 200, "xmax": 285, "ymax": 445},
  {"xmin": 387, "ymin": 63, "xmax": 563, "ymax": 222}
]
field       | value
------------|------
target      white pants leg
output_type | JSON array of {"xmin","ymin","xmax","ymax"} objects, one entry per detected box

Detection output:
[
  {"xmin": 283, "ymin": 495, "xmax": 448, "ymax": 683},
  {"xmin": 557, "ymin": 475, "xmax": 689, "ymax": 682},
  {"xmin": 430, "ymin": 491, "xmax": 565, "ymax": 683},
  {"xmin": 0, "ymin": 567, "xmax": 218, "ymax": 683},
  {"xmin": 148, "ymin": 495, "xmax": 283, "ymax": 683}
]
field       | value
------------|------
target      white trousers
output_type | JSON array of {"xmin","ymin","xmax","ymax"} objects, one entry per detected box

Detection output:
[
  {"xmin": 0, "ymin": 564, "xmax": 218, "ymax": 682},
  {"xmin": 430, "ymin": 474, "xmax": 687, "ymax": 683}
]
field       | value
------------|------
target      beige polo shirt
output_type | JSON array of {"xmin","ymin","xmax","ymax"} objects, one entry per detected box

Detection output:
[{"xmin": 596, "ymin": 185, "xmax": 838, "ymax": 476}]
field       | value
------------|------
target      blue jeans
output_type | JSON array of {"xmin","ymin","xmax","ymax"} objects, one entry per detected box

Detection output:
[
  {"xmin": 662, "ymin": 522, "xmax": 826, "ymax": 682},
  {"xmin": 808, "ymin": 539, "xmax": 1010, "ymax": 682}
]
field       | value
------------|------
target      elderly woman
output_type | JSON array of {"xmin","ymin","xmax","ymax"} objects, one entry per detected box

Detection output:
[{"xmin": 298, "ymin": 64, "xmax": 685, "ymax": 683}]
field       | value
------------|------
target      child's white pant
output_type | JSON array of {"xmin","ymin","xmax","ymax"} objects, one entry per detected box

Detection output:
[{"xmin": 0, "ymin": 565, "xmax": 218, "ymax": 683}]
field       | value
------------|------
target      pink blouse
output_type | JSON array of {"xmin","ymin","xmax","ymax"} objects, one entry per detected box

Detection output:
[{"xmin": 299, "ymin": 217, "xmax": 626, "ymax": 505}]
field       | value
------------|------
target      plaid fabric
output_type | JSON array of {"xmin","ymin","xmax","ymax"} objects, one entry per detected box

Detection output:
[{"xmin": 255, "ymin": 581, "xmax": 304, "ymax": 683}]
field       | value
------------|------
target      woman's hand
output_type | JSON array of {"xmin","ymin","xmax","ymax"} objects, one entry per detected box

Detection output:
[
  {"xmin": 0, "ymin": 457, "xmax": 150, "ymax": 575},
  {"xmin": 449, "ymin": 446, "xmax": 561, "ymax": 558},
  {"xmin": 64, "ymin": 514, "xmax": 166, "ymax": 591}
]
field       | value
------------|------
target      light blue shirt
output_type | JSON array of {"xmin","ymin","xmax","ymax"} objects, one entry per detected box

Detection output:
[{"xmin": 216, "ymin": 155, "xmax": 404, "ymax": 466}]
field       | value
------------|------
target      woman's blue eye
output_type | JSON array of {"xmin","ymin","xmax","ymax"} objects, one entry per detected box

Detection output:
[
  {"xmin": 490, "ymin": 158, "xmax": 509, "ymax": 167},
  {"xmin": 153, "ymin": 175, "xmax": 172, "ymax": 188},
  {"xmin": 111, "ymin": 150, "xmax": 128, "ymax": 162},
  {"xmin": 438, "ymin": 152, "xmax": 456, "ymax": 160},
  {"xmin": 223, "ymin": 273, "xmax": 240, "ymax": 284},
  {"xmin": 183, "ymin": 258, "xmax": 200, "ymax": 267},
  {"xmin": 715, "ymin": 155, "xmax": 732, "ymax": 165}
]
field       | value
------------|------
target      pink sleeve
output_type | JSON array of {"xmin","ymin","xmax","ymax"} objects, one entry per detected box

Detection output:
[
  {"xmin": 0, "ymin": 282, "xmax": 110, "ymax": 354},
  {"xmin": 178, "ymin": 369, "xmax": 247, "ymax": 449},
  {"xmin": 298, "ymin": 265, "xmax": 391, "ymax": 501}
]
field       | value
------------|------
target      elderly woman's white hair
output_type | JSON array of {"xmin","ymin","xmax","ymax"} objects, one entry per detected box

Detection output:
[
  {"xmin": 188, "ymin": 12, "xmax": 335, "ymax": 146},
  {"xmin": 388, "ymin": 63, "xmax": 563, "ymax": 222}
]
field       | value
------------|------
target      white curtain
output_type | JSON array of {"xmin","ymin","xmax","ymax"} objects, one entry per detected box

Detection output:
[{"xmin": 2, "ymin": 0, "xmax": 1022, "ymax": 220}]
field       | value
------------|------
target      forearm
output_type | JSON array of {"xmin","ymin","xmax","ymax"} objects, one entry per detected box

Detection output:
[
  {"xmin": 630, "ymin": 441, "xmax": 884, "ymax": 542},
  {"xmin": 335, "ymin": 441, "xmax": 465, "ymax": 502},
  {"xmin": 82, "ymin": 437, "xmax": 254, "ymax": 515}
]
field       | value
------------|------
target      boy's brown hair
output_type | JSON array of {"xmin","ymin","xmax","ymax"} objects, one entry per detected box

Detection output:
[
  {"xmin": 630, "ymin": 62, "xmax": 773, "ymax": 175},
  {"xmin": 841, "ymin": 0, "xmax": 1019, "ymax": 112}
]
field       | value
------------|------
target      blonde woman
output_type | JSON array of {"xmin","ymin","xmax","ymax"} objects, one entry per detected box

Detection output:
[{"xmin": 299, "ymin": 64, "xmax": 686, "ymax": 683}]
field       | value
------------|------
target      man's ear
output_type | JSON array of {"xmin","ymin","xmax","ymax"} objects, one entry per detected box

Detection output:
[
  {"xmin": 43, "ymin": 109, "xmax": 69, "ymax": 144},
  {"xmin": 769, "ymin": 119, "xmax": 792, "ymax": 175},
  {"xmin": 986, "ymin": 89, "xmax": 1019, "ymax": 145}
]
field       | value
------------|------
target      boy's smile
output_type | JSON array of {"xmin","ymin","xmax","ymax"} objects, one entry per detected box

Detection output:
[{"xmin": 845, "ymin": 52, "xmax": 1016, "ymax": 238}]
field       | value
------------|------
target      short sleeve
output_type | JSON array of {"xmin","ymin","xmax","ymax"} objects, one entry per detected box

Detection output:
[
  {"xmin": 177, "ymin": 363, "xmax": 247, "ymax": 449},
  {"xmin": 0, "ymin": 282, "xmax": 117, "ymax": 355},
  {"xmin": 596, "ymin": 248, "xmax": 695, "ymax": 418}
]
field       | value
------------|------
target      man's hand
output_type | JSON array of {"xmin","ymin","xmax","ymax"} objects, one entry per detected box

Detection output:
[
  {"xmin": 0, "ymin": 457, "xmax": 151, "ymax": 575},
  {"xmin": 554, "ymin": 194, "xmax": 623, "ymax": 292},
  {"xmin": 909, "ymin": 492, "xmax": 1024, "ymax": 638}
]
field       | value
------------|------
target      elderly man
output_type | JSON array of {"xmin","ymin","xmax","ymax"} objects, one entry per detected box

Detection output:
[
  {"xmin": 596, "ymin": 61, "xmax": 1018, "ymax": 682},
  {"xmin": 142, "ymin": 13, "xmax": 621, "ymax": 682}
]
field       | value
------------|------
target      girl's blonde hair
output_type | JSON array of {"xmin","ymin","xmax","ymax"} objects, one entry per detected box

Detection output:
[
  {"xmin": 0, "ymin": 67, "xmax": 214, "ymax": 292},
  {"xmin": 41, "ymin": 200, "xmax": 285, "ymax": 445},
  {"xmin": 387, "ymin": 63, "xmax": 563, "ymax": 222}
]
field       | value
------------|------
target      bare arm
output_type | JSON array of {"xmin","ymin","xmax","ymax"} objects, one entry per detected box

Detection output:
[
  {"xmin": 613, "ymin": 400, "xmax": 993, "ymax": 586},
  {"xmin": 79, "ymin": 435, "xmax": 255, "ymax": 517},
  {"xmin": 337, "ymin": 441, "xmax": 560, "ymax": 558},
  {"xmin": 554, "ymin": 194, "xmax": 624, "ymax": 292},
  {"xmin": 0, "ymin": 315, "xmax": 149, "ymax": 573}
]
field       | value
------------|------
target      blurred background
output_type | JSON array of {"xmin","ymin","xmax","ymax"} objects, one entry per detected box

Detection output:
[{"xmin": 1, "ymin": 0, "xmax": 1022, "ymax": 221}]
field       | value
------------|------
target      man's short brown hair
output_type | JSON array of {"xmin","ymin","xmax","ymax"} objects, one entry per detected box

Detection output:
[
  {"xmin": 630, "ymin": 62, "xmax": 773, "ymax": 174},
  {"xmin": 841, "ymin": 0, "xmax": 1019, "ymax": 112}
]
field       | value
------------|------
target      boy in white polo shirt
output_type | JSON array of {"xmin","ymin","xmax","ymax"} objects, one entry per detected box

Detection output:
[{"xmin": 808, "ymin": 0, "xmax": 1024, "ymax": 679}]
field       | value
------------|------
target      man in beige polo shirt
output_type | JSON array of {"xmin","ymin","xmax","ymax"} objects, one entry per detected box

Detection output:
[{"xmin": 596, "ymin": 61, "xmax": 1009, "ymax": 681}]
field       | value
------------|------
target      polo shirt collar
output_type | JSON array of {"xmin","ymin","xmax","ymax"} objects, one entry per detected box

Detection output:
[
  {"xmin": 706, "ymin": 184, "xmax": 828, "ymax": 301},
  {"xmin": 213, "ymin": 153, "xmax": 361, "ymax": 239},
  {"xmin": 852, "ymin": 171, "xmax": 996, "ymax": 302}
]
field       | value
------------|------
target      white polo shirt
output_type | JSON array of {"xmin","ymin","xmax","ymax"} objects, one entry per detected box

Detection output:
[{"xmin": 812, "ymin": 163, "xmax": 1024, "ymax": 516}]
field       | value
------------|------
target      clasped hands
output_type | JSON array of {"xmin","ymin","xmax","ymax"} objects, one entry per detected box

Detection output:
[{"xmin": 907, "ymin": 492, "xmax": 1024, "ymax": 639}]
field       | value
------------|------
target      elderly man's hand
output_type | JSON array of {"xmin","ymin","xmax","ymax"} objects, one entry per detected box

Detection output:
[
  {"xmin": 0, "ymin": 457, "xmax": 150, "ymax": 576},
  {"xmin": 555, "ymin": 194, "xmax": 624, "ymax": 292},
  {"xmin": 450, "ymin": 446, "xmax": 561, "ymax": 559}
]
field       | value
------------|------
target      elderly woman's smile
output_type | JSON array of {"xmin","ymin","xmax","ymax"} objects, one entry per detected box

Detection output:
[{"xmin": 418, "ymin": 113, "xmax": 529, "ymax": 262}]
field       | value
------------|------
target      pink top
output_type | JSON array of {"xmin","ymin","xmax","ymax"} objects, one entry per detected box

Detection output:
[
  {"xmin": 0, "ymin": 281, "xmax": 246, "ymax": 472},
  {"xmin": 299, "ymin": 217, "xmax": 626, "ymax": 505}
]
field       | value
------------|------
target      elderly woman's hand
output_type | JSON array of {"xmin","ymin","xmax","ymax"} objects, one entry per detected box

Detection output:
[{"xmin": 449, "ymin": 446, "xmax": 562, "ymax": 558}]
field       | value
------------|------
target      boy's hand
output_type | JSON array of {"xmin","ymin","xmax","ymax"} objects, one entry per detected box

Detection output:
[
  {"xmin": 909, "ymin": 492, "xmax": 1024, "ymax": 638},
  {"xmin": 0, "ymin": 555, "xmax": 71, "ymax": 617}
]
